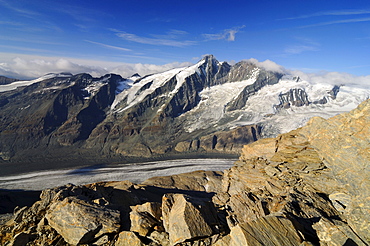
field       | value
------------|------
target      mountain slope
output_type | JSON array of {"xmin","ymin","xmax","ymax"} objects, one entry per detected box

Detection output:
[{"xmin": 0, "ymin": 55, "xmax": 369, "ymax": 164}]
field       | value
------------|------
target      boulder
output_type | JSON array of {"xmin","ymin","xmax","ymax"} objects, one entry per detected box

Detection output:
[
  {"xmin": 161, "ymin": 193, "xmax": 218, "ymax": 245},
  {"xmin": 229, "ymin": 216, "xmax": 303, "ymax": 246},
  {"xmin": 115, "ymin": 231, "xmax": 144, "ymax": 246},
  {"xmin": 45, "ymin": 197, "xmax": 120, "ymax": 245},
  {"xmin": 130, "ymin": 202, "xmax": 161, "ymax": 236},
  {"xmin": 312, "ymin": 218, "xmax": 366, "ymax": 246}
]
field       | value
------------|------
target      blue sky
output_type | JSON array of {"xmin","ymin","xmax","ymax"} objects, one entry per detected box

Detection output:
[{"xmin": 1, "ymin": 0, "xmax": 370, "ymax": 79}]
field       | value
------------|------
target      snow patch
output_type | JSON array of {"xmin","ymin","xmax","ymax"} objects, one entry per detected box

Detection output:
[
  {"xmin": 181, "ymin": 68, "xmax": 260, "ymax": 132},
  {"xmin": 0, "ymin": 73, "xmax": 72, "ymax": 92}
]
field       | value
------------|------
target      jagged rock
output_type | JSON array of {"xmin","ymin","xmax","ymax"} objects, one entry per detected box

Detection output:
[
  {"xmin": 229, "ymin": 216, "xmax": 303, "ymax": 246},
  {"xmin": 199, "ymin": 125, "xmax": 262, "ymax": 153},
  {"xmin": 276, "ymin": 88, "xmax": 309, "ymax": 109},
  {"xmin": 213, "ymin": 234, "xmax": 232, "ymax": 246},
  {"xmin": 312, "ymin": 218, "xmax": 366, "ymax": 246},
  {"xmin": 45, "ymin": 197, "xmax": 121, "ymax": 245},
  {"xmin": 130, "ymin": 202, "xmax": 161, "ymax": 236},
  {"xmin": 299, "ymin": 99, "xmax": 370, "ymax": 242},
  {"xmin": 148, "ymin": 231, "xmax": 170, "ymax": 246},
  {"xmin": 115, "ymin": 231, "xmax": 144, "ymax": 246},
  {"xmin": 175, "ymin": 141, "xmax": 191, "ymax": 152},
  {"xmin": 162, "ymin": 193, "xmax": 218, "ymax": 245},
  {"xmin": 12, "ymin": 232, "xmax": 36, "ymax": 246}
]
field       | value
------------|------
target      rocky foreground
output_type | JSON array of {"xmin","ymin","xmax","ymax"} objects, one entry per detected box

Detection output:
[{"xmin": 1, "ymin": 99, "xmax": 369, "ymax": 245}]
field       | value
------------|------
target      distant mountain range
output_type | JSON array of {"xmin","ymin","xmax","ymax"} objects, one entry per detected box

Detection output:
[{"xmin": 0, "ymin": 55, "xmax": 369, "ymax": 165}]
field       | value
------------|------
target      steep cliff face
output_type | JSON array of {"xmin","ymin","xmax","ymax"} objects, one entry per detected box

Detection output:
[{"xmin": 1, "ymin": 99, "xmax": 369, "ymax": 245}]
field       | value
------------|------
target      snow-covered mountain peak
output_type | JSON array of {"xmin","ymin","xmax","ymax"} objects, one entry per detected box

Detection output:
[{"xmin": 1, "ymin": 54, "xmax": 369, "ymax": 162}]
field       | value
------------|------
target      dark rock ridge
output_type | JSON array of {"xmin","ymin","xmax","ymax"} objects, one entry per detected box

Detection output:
[
  {"xmin": 274, "ymin": 85, "xmax": 341, "ymax": 110},
  {"xmin": 1, "ymin": 99, "xmax": 369, "ymax": 245},
  {"xmin": 0, "ymin": 76, "xmax": 19, "ymax": 85},
  {"xmin": 0, "ymin": 55, "xmax": 344, "ymax": 164}
]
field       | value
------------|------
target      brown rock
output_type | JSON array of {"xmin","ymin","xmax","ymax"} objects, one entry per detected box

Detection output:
[
  {"xmin": 45, "ymin": 197, "xmax": 120, "ymax": 245},
  {"xmin": 162, "ymin": 193, "xmax": 217, "ymax": 245},
  {"xmin": 130, "ymin": 202, "xmax": 161, "ymax": 236},
  {"xmin": 175, "ymin": 141, "xmax": 191, "ymax": 152},
  {"xmin": 312, "ymin": 217, "xmax": 366, "ymax": 246},
  {"xmin": 115, "ymin": 231, "xmax": 144, "ymax": 246},
  {"xmin": 230, "ymin": 216, "xmax": 303, "ymax": 246},
  {"xmin": 148, "ymin": 231, "xmax": 170, "ymax": 246},
  {"xmin": 142, "ymin": 170, "xmax": 224, "ymax": 193},
  {"xmin": 300, "ymin": 99, "xmax": 370, "ymax": 242}
]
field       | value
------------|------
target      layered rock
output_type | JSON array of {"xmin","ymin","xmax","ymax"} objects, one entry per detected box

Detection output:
[
  {"xmin": 45, "ymin": 197, "xmax": 121, "ymax": 245},
  {"xmin": 1, "ymin": 94, "xmax": 369, "ymax": 244}
]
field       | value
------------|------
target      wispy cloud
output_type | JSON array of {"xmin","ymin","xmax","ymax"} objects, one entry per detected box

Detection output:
[
  {"xmin": 281, "ymin": 9, "xmax": 370, "ymax": 20},
  {"xmin": 0, "ymin": 21, "xmax": 23, "ymax": 26},
  {"xmin": 203, "ymin": 26, "xmax": 245, "ymax": 41},
  {"xmin": 283, "ymin": 38, "xmax": 320, "ymax": 56},
  {"xmin": 284, "ymin": 45, "xmax": 319, "ymax": 54},
  {"xmin": 299, "ymin": 17, "xmax": 370, "ymax": 28},
  {"xmin": 85, "ymin": 40, "xmax": 132, "ymax": 52},
  {"xmin": 113, "ymin": 29, "xmax": 196, "ymax": 47},
  {"xmin": 279, "ymin": 9, "xmax": 370, "ymax": 29},
  {"xmin": 0, "ymin": 44, "xmax": 55, "ymax": 54},
  {"xmin": 0, "ymin": 0, "xmax": 39, "ymax": 17}
]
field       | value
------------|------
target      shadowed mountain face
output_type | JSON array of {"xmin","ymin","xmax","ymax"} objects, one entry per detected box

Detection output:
[{"xmin": 0, "ymin": 55, "xmax": 367, "ymax": 164}]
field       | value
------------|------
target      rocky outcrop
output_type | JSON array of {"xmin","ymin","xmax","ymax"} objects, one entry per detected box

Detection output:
[
  {"xmin": 45, "ymin": 197, "xmax": 121, "ymax": 245},
  {"xmin": 174, "ymin": 125, "xmax": 262, "ymax": 154},
  {"xmin": 274, "ymin": 85, "xmax": 341, "ymax": 110},
  {"xmin": 162, "ymin": 193, "xmax": 218, "ymax": 245},
  {"xmin": 300, "ymin": 99, "xmax": 370, "ymax": 242},
  {"xmin": 1, "ymin": 99, "xmax": 369, "ymax": 245},
  {"xmin": 0, "ymin": 76, "xmax": 19, "ymax": 85}
]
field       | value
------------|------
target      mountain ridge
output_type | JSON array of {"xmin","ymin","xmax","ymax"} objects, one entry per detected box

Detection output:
[{"xmin": 0, "ymin": 55, "xmax": 369, "ymax": 164}]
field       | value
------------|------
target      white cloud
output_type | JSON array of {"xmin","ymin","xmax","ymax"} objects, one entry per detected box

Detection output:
[
  {"xmin": 85, "ymin": 40, "xmax": 132, "ymax": 52},
  {"xmin": 246, "ymin": 58, "xmax": 286, "ymax": 73},
  {"xmin": 284, "ymin": 45, "xmax": 319, "ymax": 54},
  {"xmin": 0, "ymin": 53, "xmax": 192, "ymax": 79},
  {"xmin": 283, "ymin": 37, "xmax": 320, "ymax": 56},
  {"xmin": 291, "ymin": 70, "xmax": 370, "ymax": 89},
  {"xmin": 299, "ymin": 17, "xmax": 370, "ymax": 28},
  {"xmin": 1, "ymin": 53, "xmax": 369, "ymax": 93},
  {"xmin": 113, "ymin": 29, "xmax": 196, "ymax": 47},
  {"xmin": 203, "ymin": 26, "xmax": 245, "ymax": 41},
  {"xmin": 281, "ymin": 9, "xmax": 370, "ymax": 20},
  {"xmin": 110, "ymin": 61, "xmax": 192, "ymax": 78}
]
